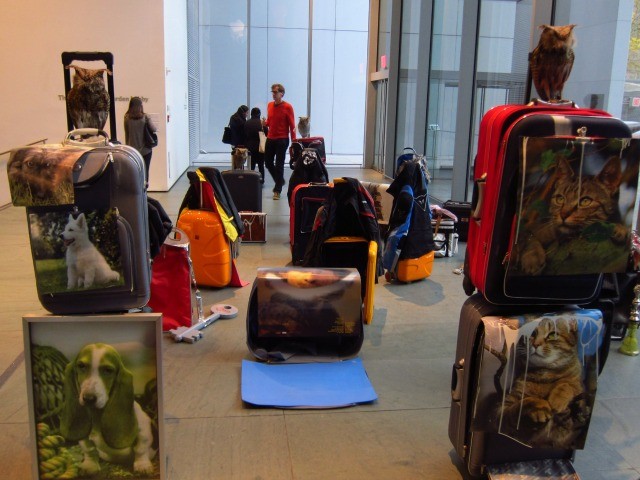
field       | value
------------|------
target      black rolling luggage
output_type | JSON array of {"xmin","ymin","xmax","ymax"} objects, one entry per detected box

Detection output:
[
  {"xmin": 449, "ymin": 294, "xmax": 611, "ymax": 478},
  {"xmin": 8, "ymin": 130, "xmax": 150, "ymax": 314},
  {"xmin": 221, "ymin": 169, "xmax": 263, "ymax": 213},
  {"xmin": 289, "ymin": 183, "xmax": 333, "ymax": 265}
]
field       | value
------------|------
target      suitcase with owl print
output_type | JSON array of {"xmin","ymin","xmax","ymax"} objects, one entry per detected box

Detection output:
[
  {"xmin": 62, "ymin": 51, "xmax": 118, "ymax": 141},
  {"xmin": 463, "ymin": 104, "xmax": 635, "ymax": 305},
  {"xmin": 8, "ymin": 131, "xmax": 150, "ymax": 314},
  {"xmin": 448, "ymin": 294, "xmax": 612, "ymax": 478}
]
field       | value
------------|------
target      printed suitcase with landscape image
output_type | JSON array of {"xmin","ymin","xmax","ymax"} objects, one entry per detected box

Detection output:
[
  {"xmin": 464, "ymin": 104, "xmax": 636, "ymax": 305},
  {"xmin": 8, "ymin": 130, "xmax": 150, "ymax": 314}
]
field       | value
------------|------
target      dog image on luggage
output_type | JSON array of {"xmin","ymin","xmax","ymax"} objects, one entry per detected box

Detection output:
[{"xmin": 28, "ymin": 208, "xmax": 124, "ymax": 294}]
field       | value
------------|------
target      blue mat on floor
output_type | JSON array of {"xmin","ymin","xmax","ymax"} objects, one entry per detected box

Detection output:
[{"xmin": 241, "ymin": 357, "xmax": 377, "ymax": 408}]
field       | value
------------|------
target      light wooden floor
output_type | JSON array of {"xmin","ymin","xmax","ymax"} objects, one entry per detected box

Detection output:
[{"xmin": 1, "ymin": 167, "xmax": 639, "ymax": 479}]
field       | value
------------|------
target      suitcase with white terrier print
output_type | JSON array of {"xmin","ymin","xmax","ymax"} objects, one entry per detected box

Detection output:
[{"xmin": 8, "ymin": 129, "xmax": 150, "ymax": 314}]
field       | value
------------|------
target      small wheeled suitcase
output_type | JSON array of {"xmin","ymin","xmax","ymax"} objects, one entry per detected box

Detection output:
[
  {"xmin": 442, "ymin": 200, "xmax": 471, "ymax": 242},
  {"xmin": 289, "ymin": 183, "xmax": 333, "ymax": 265},
  {"xmin": 239, "ymin": 211, "xmax": 267, "ymax": 243},
  {"xmin": 8, "ymin": 130, "xmax": 150, "ymax": 314},
  {"xmin": 221, "ymin": 169, "xmax": 262, "ymax": 213},
  {"xmin": 449, "ymin": 294, "xmax": 611, "ymax": 478},
  {"xmin": 464, "ymin": 104, "xmax": 636, "ymax": 305},
  {"xmin": 177, "ymin": 171, "xmax": 233, "ymax": 288}
]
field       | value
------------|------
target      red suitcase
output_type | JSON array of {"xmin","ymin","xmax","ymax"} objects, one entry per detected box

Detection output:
[
  {"xmin": 463, "ymin": 104, "xmax": 634, "ymax": 305},
  {"xmin": 289, "ymin": 183, "xmax": 333, "ymax": 265}
]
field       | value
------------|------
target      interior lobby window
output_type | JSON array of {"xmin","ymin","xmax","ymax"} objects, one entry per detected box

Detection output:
[
  {"xmin": 427, "ymin": 0, "xmax": 463, "ymax": 198},
  {"xmin": 199, "ymin": 0, "xmax": 369, "ymax": 160}
]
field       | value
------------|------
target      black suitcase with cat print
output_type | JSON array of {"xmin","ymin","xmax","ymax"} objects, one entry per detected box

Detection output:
[
  {"xmin": 448, "ymin": 294, "xmax": 611, "ymax": 478},
  {"xmin": 464, "ymin": 104, "xmax": 636, "ymax": 305},
  {"xmin": 7, "ymin": 130, "xmax": 150, "ymax": 314}
]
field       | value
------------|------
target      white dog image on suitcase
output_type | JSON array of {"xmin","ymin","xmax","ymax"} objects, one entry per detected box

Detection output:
[{"xmin": 61, "ymin": 213, "xmax": 120, "ymax": 289}]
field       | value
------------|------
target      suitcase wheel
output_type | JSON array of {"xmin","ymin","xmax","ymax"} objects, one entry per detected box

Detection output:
[{"xmin": 462, "ymin": 273, "xmax": 475, "ymax": 296}]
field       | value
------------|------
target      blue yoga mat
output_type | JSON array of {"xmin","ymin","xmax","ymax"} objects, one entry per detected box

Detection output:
[{"xmin": 241, "ymin": 357, "xmax": 377, "ymax": 408}]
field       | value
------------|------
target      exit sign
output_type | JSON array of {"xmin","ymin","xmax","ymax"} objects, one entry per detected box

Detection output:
[{"xmin": 633, "ymin": 97, "xmax": 640, "ymax": 107}]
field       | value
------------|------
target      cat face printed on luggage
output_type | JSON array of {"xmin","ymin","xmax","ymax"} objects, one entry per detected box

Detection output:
[
  {"xmin": 474, "ymin": 310, "xmax": 603, "ymax": 450},
  {"xmin": 510, "ymin": 137, "xmax": 639, "ymax": 277}
]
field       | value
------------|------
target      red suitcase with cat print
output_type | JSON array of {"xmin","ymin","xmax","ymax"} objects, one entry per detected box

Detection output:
[
  {"xmin": 448, "ymin": 294, "xmax": 611, "ymax": 478},
  {"xmin": 463, "ymin": 104, "xmax": 636, "ymax": 305}
]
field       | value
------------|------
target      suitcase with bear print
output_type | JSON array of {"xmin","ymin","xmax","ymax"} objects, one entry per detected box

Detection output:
[
  {"xmin": 463, "ymin": 104, "xmax": 636, "ymax": 305},
  {"xmin": 8, "ymin": 130, "xmax": 150, "ymax": 314}
]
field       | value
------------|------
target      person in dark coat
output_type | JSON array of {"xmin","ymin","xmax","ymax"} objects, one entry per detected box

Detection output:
[
  {"xmin": 244, "ymin": 107, "xmax": 267, "ymax": 183},
  {"xmin": 229, "ymin": 105, "xmax": 249, "ymax": 147}
]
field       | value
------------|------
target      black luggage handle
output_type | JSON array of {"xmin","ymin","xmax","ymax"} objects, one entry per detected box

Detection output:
[{"xmin": 61, "ymin": 51, "xmax": 118, "ymax": 142}]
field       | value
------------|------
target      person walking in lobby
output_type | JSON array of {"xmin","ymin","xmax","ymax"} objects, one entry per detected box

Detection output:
[{"xmin": 263, "ymin": 83, "xmax": 296, "ymax": 200}]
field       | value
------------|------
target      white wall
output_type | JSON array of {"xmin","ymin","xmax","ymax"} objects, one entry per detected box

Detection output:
[
  {"xmin": 557, "ymin": 0, "xmax": 633, "ymax": 116},
  {"xmin": 0, "ymin": 0, "xmax": 189, "ymax": 193}
]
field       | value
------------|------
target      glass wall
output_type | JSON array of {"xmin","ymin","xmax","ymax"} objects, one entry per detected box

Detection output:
[
  {"xmin": 426, "ymin": 0, "xmax": 463, "ymax": 198},
  {"xmin": 199, "ymin": 0, "xmax": 369, "ymax": 159}
]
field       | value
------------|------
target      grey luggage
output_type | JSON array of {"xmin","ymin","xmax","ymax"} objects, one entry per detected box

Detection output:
[
  {"xmin": 8, "ymin": 130, "xmax": 150, "ymax": 314},
  {"xmin": 448, "ymin": 294, "xmax": 611, "ymax": 478},
  {"xmin": 221, "ymin": 169, "xmax": 262, "ymax": 213}
]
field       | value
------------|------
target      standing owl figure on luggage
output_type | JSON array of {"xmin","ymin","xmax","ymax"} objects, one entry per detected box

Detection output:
[
  {"xmin": 529, "ymin": 24, "xmax": 576, "ymax": 102},
  {"xmin": 297, "ymin": 116, "xmax": 310, "ymax": 138},
  {"xmin": 66, "ymin": 65, "xmax": 112, "ymax": 129}
]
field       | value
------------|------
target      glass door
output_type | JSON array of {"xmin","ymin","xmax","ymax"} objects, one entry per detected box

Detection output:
[
  {"xmin": 425, "ymin": 0, "xmax": 464, "ymax": 201},
  {"xmin": 372, "ymin": 77, "xmax": 388, "ymax": 173}
]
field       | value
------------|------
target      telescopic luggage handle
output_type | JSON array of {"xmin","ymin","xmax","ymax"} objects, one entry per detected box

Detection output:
[{"xmin": 63, "ymin": 128, "xmax": 110, "ymax": 147}]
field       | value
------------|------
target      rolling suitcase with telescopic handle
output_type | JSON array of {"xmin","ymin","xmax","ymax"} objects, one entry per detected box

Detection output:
[
  {"xmin": 463, "ymin": 104, "xmax": 637, "ymax": 305},
  {"xmin": 8, "ymin": 129, "xmax": 150, "ymax": 314}
]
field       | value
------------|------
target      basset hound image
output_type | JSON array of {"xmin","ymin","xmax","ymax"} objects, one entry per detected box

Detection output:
[{"xmin": 60, "ymin": 343, "xmax": 157, "ymax": 476}]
